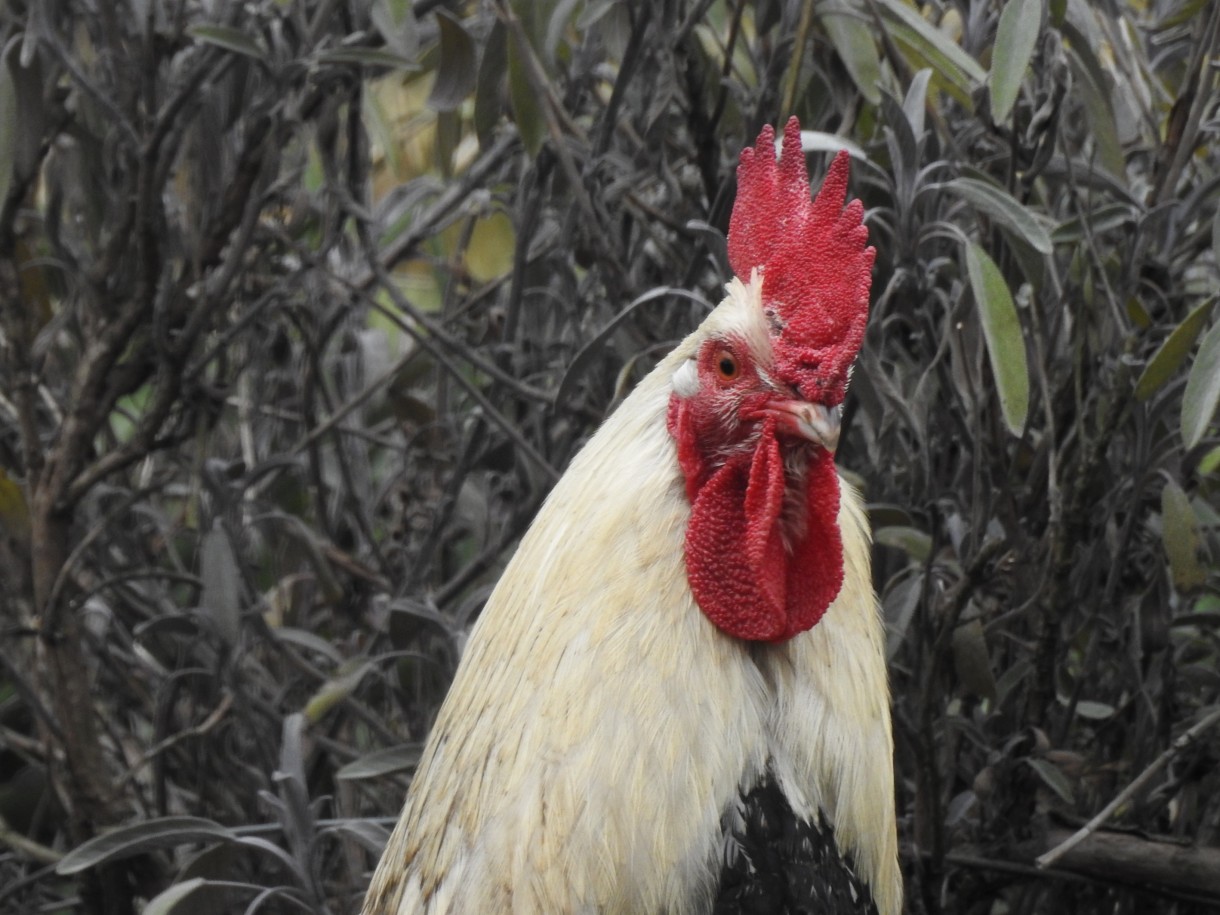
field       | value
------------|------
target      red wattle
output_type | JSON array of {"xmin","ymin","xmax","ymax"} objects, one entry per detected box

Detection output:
[{"xmin": 676, "ymin": 407, "xmax": 843, "ymax": 642}]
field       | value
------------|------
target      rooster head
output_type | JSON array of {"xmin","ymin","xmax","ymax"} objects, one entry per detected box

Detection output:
[{"xmin": 666, "ymin": 117, "xmax": 873, "ymax": 643}]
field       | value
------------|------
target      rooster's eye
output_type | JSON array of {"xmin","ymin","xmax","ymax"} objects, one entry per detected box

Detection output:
[{"xmin": 715, "ymin": 350, "xmax": 740, "ymax": 382}]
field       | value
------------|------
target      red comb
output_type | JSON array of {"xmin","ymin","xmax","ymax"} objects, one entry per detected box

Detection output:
[{"xmin": 728, "ymin": 117, "xmax": 874, "ymax": 405}]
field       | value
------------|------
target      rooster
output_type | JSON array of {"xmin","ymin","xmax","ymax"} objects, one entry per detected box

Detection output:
[{"xmin": 363, "ymin": 118, "xmax": 900, "ymax": 915}]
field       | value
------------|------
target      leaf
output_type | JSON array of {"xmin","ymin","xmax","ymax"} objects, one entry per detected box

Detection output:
[
  {"xmin": 1135, "ymin": 296, "xmax": 1217, "ymax": 400},
  {"xmin": 200, "ymin": 521, "xmax": 242, "ymax": 647},
  {"xmin": 1182, "ymin": 319, "xmax": 1220, "ymax": 449},
  {"xmin": 428, "ymin": 10, "xmax": 476, "ymax": 111},
  {"xmin": 799, "ymin": 130, "xmax": 868, "ymax": 161},
  {"xmin": 0, "ymin": 39, "xmax": 17, "ymax": 209},
  {"xmin": 315, "ymin": 48, "xmax": 418, "ymax": 69},
  {"xmin": 1026, "ymin": 757, "xmax": 1075, "ymax": 804},
  {"xmin": 303, "ymin": 660, "xmax": 373, "ymax": 723},
  {"xmin": 1213, "ymin": 204, "xmax": 1220, "ymax": 272},
  {"xmin": 142, "ymin": 878, "xmax": 206, "ymax": 915},
  {"xmin": 507, "ymin": 26, "xmax": 545, "ymax": 156},
  {"xmin": 1199, "ymin": 444, "xmax": 1220, "ymax": 476},
  {"xmin": 942, "ymin": 176, "xmax": 1053, "ymax": 254},
  {"xmin": 1063, "ymin": 38, "xmax": 1125, "ymax": 180},
  {"xmin": 475, "ymin": 20, "xmax": 508, "ymax": 147},
  {"xmin": 874, "ymin": 525, "xmax": 932, "ymax": 563},
  {"xmin": 0, "ymin": 466, "xmax": 30, "ymax": 542},
  {"xmin": 371, "ymin": 0, "xmax": 418, "ymax": 58},
  {"xmin": 902, "ymin": 67, "xmax": 934, "ymax": 138},
  {"xmin": 820, "ymin": 4, "xmax": 882, "ymax": 105},
  {"xmin": 1162, "ymin": 478, "xmax": 1205, "ymax": 592},
  {"xmin": 965, "ymin": 242, "xmax": 1030, "ymax": 435},
  {"xmin": 1075, "ymin": 700, "xmax": 1116, "ymax": 720},
  {"xmin": 952, "ymin": 618, "xmax": 997, "ymax": 703},
  {"xmin": 1052, "ymin": 202, "xmax": 1134, "ymax": 244},
  {"xmin": 57, "ymin": 817, "xmax": 236, "ymax": 874},
  {"xmin": 884, "ymin": 572, "xmax": 923, "ymax": 659},
  {"xmin": 186, "ymin": 25, "xmax": 265, "ymax": 61},
  {"xmin": 990, "ymin": 0, "xmax": 1043, "ymax": 123},
  {"xmin": 875, "ymin": 0, "xmax": 985, "ymax": 107},
  {"xmin": 336, "ymin": 744, "xmax": 424, "ymax": 780}
]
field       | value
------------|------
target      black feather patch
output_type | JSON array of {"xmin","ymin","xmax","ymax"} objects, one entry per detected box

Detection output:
[{"xmin": 713, "ymin": 773, "xmax": 879, "ymax": 915}]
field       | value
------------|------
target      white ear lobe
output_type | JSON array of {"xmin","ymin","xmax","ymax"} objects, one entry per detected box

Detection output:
[{"xmin": 671, "ymin": 359, "xmax": 699, "ymax": 398}]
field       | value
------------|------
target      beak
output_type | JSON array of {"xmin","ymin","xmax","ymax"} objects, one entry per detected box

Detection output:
[{"xmin": 766, "ymin": 400, "xmax": 841, "ymax": 453}]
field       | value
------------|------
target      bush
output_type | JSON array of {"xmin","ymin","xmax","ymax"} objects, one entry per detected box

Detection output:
[{"xmin": 0, "ymin": 1, "xmax": 1216, "ymax": 913}]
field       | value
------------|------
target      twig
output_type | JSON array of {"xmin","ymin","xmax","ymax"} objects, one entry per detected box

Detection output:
[
  {"xmin": 1037, "ymin": 705, "xmax": 1220, "ymax": 869},
  {"xmin": 0, "ymin": 812, "xmax": 61, "ymax": 865},
  {"xmin": 115, "ymin": 693, "xmax": 234, "ymax": 789}
]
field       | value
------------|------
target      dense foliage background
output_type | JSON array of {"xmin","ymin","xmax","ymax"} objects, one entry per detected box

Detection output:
[{"xmin": 1, "ymin": 0, "xmax": 1218, "ymax": 912}]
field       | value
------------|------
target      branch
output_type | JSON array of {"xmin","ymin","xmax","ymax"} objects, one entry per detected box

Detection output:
[
  {"xmin": 1035, "ymin": 826, "xmax": 1220, "ymax": 901},
  {"xmin": 1037, "ymin": 704, "xmax": 1220, "ymax": 869}
]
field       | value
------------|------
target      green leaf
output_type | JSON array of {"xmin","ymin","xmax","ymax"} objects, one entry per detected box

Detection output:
[
  {"xmin": 475, "ymin": 20, "xmax": 508, "ymax": 148},
  {"xmin": 952, "ymin": 618, "xmax": 997, "ymax": 702},
  {"xmin": 1026, "ymin": 757, "xmax": 1075, "ymax": 804},
  {"xmin": 336, "ymin": 744, "xmax": 424, "ymax": 780},
  {"xmin": 0, "ymin": 466, "xmax": 29, "ymax": 542},
  {"xmin": 874, "ymin": 525, "xmax": 933, "ymax": 563},
  {"xmin": 315, "ymin": 48, "xmax": 419, "ymax": 69},
  {"xmin": 428, "ymin": 10, "xmax": 476, "ymax": 111},
  {"xmin": 1135, "ymin": 296, "xmax": 1217, "ymax": 400},
  {"xmin": 1182, "ymin": 320, "xmax": 1220, "ymax": 449},
  {"xmin": 1052, "ymin": 202, "xmax": 1135, "ymax": 244},
  {"xmin": 1075, "ymin": 700, "xmax": 1116, "ymax": 721},
  {"xmin": 884, "ymin": 572, "xmax": 923, "ymax": 660},
  {"xmin": 965, "ymin": 242, "xmax": 1030, "ymax": 435},
  {"xmin": 142, "ymin": 879, "xmax": 206, "ymax": 915},
  {"xmin": 942, "ymin": 176, "xmax": 1053, "ymax": 254},
  {"xmin": 186, "ymin": 24, "xmax": 265, "ymax": 61},
  {"xmin": 303, "ymin": 659, "xmax": 373, "ymax": 723},
  {"xmin": 875, "ymin": 0, "xmax": 985, "ymax": 107},
  {"xmin": 989, "ymin": 0, "xmax": 1043, "ymax": 123},
  {"xmin": 820, "ymin": 4, "xmax": 882, "ymax": 105},
  {"xmin": 1063, "ymin": 38, "xmax": 1124, "ymax": 180},
  {"xmin": 507, "ymin": 27, "xmax": 545, "ymax": 156},
  {"xmin": 200, "ymin": 521, "xmax": 242, "ymax": 647},
  {"xmin": 1199, "ymin": 444, "xmax": 1220, "ymax": 476},
  {"xmin": 1161, "ymin": 479, "xmax": 1204, "ymax": 592},
  {"xmin": 57, "ymin": 817, "xmax": 235, "ymax": 875},
  {"xmin": 0, "ymin": 40, "xmax": 17, "ymax": 209},
  {"xmin": 1213, "ymin": 204, "xmax": 1220, "ymax": 271}
]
